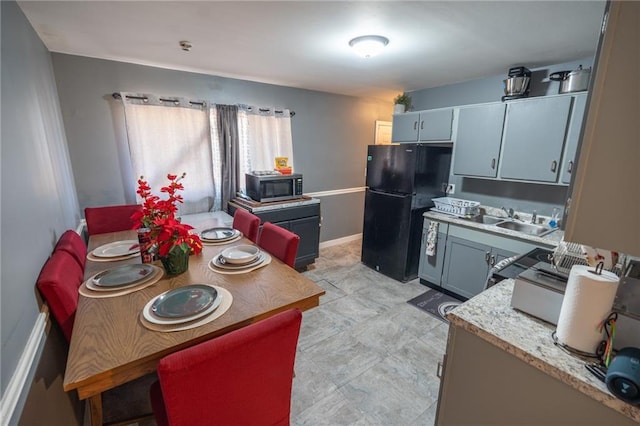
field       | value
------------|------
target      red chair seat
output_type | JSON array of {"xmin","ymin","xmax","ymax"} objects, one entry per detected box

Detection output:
[
  {"xmin": 258, "ymin": 222, "xmax": 300, "ymax": 268},
  {"xmin": 84, "ymin": 204, "xmax": 142, "ymax": 236},
  {"xmin": 232, "ymin": 208, "xmax": 261, "ymax": 243},
  {"xmin": 54, "ymin": 230, "xmax": 87, "ymax": 269},
  {"xmin": 150, "ymin": 309, "xmax": 302, "ymax": 426}
]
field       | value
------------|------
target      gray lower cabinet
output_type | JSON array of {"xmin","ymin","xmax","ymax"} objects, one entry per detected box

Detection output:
[
  {"xmin": 500, "ymin": 96, "xmax": 572, "ymax": 182},
  {"xmin": 439, "ymin": 224, "xmax": 541, "ymax": 299},
  {"xmin": 453, "ymin": 103, "xmax": 506, "ymax": 178},
  {"xmin": 227, "ymin": 201, "xmax": 320, "ymax": 270},
  {"xmin": 418, "ymin": 219, "xmax": 449, "ymax": 286},
  {"xmin": 560, "ymin": 94, "xmax": 588, "ymax": 184}
]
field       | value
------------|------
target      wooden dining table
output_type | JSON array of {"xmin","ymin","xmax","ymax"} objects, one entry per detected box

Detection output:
[{"xmin": 63, "ymin": 211, "xmax": 325, "ymax": 425}]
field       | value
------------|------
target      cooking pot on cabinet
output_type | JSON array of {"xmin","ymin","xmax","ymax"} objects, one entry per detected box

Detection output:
[{"xmin": 549, "ymin": 65, "xmax": 591, "ymax": 94}]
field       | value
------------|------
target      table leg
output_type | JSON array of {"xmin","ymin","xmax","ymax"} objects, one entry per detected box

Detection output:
[{"xmin": 88, "ymin": 393, "xmax": 103, "ymax": 426}]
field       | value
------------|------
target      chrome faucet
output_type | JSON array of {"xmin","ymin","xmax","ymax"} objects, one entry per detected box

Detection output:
[
  {"xmin": 531, "ymin": 211, "xmax": 537, "ymax": 224},
  {"xmin": 502, "ymin": 207, "xmax": 515, "ymax": 219}
]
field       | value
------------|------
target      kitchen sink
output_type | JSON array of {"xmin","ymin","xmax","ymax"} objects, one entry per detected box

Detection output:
[
  {"xmin": 494, "ymin": 220, "xmax": 555, "ymax": 237},
  {"xmin": 465, "ymin": 215, "xmax": 506, "ymax": 225}
]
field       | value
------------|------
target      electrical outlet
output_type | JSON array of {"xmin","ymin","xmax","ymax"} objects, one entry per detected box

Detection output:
[{"xmin": 447, "ymin": 184, "xmax": 455, "ymax": 194}]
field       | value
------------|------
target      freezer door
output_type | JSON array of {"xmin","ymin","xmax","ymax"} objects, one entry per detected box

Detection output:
[
  {"xmin": 366, "ymin": 144, "xmax": 416, "ymax": 194},
  {"xmin": 362, "ymin": 189, "xmax": 422, "ymax": 282}
]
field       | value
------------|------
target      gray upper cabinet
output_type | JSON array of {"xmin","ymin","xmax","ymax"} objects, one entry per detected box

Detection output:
[
  {"xmin": 392, "ymin": 109, "xmax": 453, "ymax": 142},
  {"xmin": 500, "ymin": 96, "xmax": 572, "ymax": 182},
  {"xmin": 561, "ymin": 94, "xmax": 588, "ymax": 184},
  {"xmin": 418, "ymin": 109, "xmax": 453, "ymax": 141},
  {"xmin": 391, "ymin": 112, "xmax": 420, "ymax": 142},
  {"xmin": 453, "ymin": 103, "xmax": 506, "ymax": 178}
]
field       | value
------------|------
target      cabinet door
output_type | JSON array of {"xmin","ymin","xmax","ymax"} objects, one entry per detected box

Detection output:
[
  {"xmin": 391, "ymin": 112, "xmax": 420, "ymax": 142},
  {"xmin": 453, "ymin": 103, "xmax": 506, "ymax": 178},
  {"xmin": 419, "ymin": 109, "xmax": 453, "ymax": 141},
  {"xmin": 441, "ymin": 235, "xmax": 491, "ymax": 299},
  {"xmin": 500, "ymin": 96, "xmax": 572, "ymax": 182},
  {"xmin": 560, "ymin": 94, "xmax": 587, "ymax": 184},
  {"xmin": 419, "ymin": 221, "xmax": 448, "ymax": 286},
  {"xmin": 289, "ymin": 216, "xmax": 320, "ymax": 267}
]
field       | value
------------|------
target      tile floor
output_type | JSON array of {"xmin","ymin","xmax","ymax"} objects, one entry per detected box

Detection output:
[{"xmin": 292, "ymin": 238, "xmax": 449, "ymax": 425}]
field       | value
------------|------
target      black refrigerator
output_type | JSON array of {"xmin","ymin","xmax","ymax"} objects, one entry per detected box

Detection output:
[{"xmin": 361, "ymin": 144, "xmax": 452, "ymax": 282}]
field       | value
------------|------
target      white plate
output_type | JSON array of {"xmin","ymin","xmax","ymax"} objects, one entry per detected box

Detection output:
[
  {"xmin": 86, "ymin": 266, "xmax": 162, "ymax": 292},
  {"xmin": 211, "ymin": 253, "xmax": 265, "ymax": 270},
  {"xmin": 92, "ymin": 264, "xmax": 155, "ymax": 287},
  {"xmin": 92, "ymin": 240, "xmax": 140, "ymax": 258},
  {"xmin": 220, "ymin": 245, "xmax": 260, "ymax": 264},
  {"xmin": 143, "ymin": 289, "xmax": 223, "ymax": 325}
]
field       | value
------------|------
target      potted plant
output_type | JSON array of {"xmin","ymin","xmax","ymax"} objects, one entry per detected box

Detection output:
[
  {"xmin": 393, "ymin": 93, "xmax": 412, "ymax": 114},
  {"xmin": 132, "ymin": 173, "xmax": 203, "ymax": 275}
]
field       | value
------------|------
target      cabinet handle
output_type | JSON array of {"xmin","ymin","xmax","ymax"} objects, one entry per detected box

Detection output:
[
  {"xmin": 421, "ymin": 120, "xmax": 424, "ymax": 130},
  {"xmin": 485, "ymin": 251, "xmax": 490, "ymax": 263},
  {"xmin": 490, "ymin": 255, "xmax": 496, "ymax": 266},
  {"xmin": 437, "ymin": 361, "xmax": 443, "ymax": 378},
  {"xmin": 550, "ymin": 160, "xmax": 558, "ymax": 173},
  {"xmin": 568, "ymin": 161, "xmax": 573, "ymax": 174},
  {"xmin": 413, "ymin": 121, "xmax": 418, "ymax": 131},
  {"xmin": 491, "ymin": 158, "xmax": 496, "ymax": 169}
]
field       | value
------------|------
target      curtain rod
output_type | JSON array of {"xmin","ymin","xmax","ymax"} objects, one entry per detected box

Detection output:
[{"xmin": 112, "ymin": 92, "xmax": 295, "ymax": 117}]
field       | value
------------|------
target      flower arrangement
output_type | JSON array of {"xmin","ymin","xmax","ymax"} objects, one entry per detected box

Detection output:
[
  {"xmin": 132, "ymin": 173, "xmax": 203, "ymax": 259},
  {"xmin": 393, "ymin": 93, "xmax": 412, "ymax": 109}
]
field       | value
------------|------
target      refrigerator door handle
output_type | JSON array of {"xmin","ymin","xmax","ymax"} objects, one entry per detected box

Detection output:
[{"xmin": 368, "ymin": 189, "xmax": 412, "ymax": 198}]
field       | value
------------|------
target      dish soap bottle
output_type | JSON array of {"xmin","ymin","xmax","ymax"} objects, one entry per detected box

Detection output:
[{"xmin": 549, "ymin": 208, "xmax": 559, "ymax": 228}]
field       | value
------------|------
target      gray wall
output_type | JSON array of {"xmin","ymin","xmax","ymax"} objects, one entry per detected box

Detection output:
[
  {"xmin": 407, "ymin": 57, "xmax": 595, "ymax": 218},
  {"xmin": 1, "ymin": 0, "xmax": 80, "ymax": 414},
  {"xmin": 51, "ymin": 54, "xmax": 391, "ymax": 242}
]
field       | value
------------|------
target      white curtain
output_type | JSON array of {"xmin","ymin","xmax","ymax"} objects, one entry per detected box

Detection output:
[
  {"xmin": 122, "ymin": 95, "xmax": 216, "ymax": 215},
  {"xmin": 237, "ymin": 106, "xmax": 294, "ymax": 192}
]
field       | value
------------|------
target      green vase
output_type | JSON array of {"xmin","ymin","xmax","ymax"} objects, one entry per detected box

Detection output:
[{"xmin": 159, "ymin": 246, "xmax": 190, "ymax": 276}]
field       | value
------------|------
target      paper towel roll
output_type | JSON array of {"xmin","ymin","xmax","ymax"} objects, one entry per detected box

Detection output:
[{"xmin": 556, "ymin": 265, "xmax": 620, "ymax": 354}]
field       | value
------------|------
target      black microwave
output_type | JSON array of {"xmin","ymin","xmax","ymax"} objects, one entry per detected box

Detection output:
[{"xmin": 245, "ymin": 172, "xmax": 303, "ymax": 203}]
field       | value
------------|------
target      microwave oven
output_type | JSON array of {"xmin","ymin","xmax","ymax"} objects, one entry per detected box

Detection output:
[{"xmin": 245, "ymin": 172, "xmax": 303, "ymax": 203}]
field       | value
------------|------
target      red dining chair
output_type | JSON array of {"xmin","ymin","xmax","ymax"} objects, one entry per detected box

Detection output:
[
  {"xmin": 232, "ymin": 208, "xmax": 261, "ymax": 243},
  {"xmin": 258, "ymin": 222, "xmax": 300, "ymax": 268},
  {"xmin": 84, "ymin": 204, "xmax": 142, "ymax": 236},
  {"xmin": 36, "ymin": 250, "xmax": 155, "ymax": 424},
  {"xmin": 150, "ymin": 309, "xmax": 302, "ymax": 426},
  {"xmin": 53, "ymin": 229, "xmax": 87, "ymax": 269}
]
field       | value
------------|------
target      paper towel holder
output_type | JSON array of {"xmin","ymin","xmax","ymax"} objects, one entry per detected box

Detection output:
[{"xmin": 589, "ymin": 262, "xmax": 605, "ymax": 276}]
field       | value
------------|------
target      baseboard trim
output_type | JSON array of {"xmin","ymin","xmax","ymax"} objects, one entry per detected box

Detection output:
[
  {"xmin": 319, "ymin": 233, "xmax": 362, "ymax": 249},
  {"xmin": 0, "ymin": 310, "xmax": 48, "ymax": 426},
  {"xmin": 305, "ymin": 187, "xmax": 366, "ymax": 198}
]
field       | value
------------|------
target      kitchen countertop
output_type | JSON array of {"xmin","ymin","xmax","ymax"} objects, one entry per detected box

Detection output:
[
  {"xmin": 229, "ymin": 196, "xmax": 320, "ymax": 213},
  {"xmin": 446, "ymin": 279, "xmax": 640, "ymax": 423},
  {"xmin": 424, "ymin": 209, "xmax": 563, "ymax": 247}
]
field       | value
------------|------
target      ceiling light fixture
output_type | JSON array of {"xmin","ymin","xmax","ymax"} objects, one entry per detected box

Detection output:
[{"xmin": 348, "ymin": 35, "xmax": 389, "ymax": 58}]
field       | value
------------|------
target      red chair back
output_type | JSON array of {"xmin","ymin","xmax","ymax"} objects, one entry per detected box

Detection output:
[
  {"xmin": 36, "ymin": 250, "xmax": 84, "ymax": 342},
  {"xmin": 54, "ymin": 230, "xmax": 87, "ymax": 269},
  {"xmin": 84, "ymin": 204, "xmax": 142, "ymax": 236},
  {"xmin": 232, "ymin": 208, "xmax": 260, "ymax": 243},
  {"xmin": 150, "ymin": 309, "xmax": 302, "ymax": 426},
  {"xmin": 258, "ymin": 222, "xmax": 300, "ymax": 268}
]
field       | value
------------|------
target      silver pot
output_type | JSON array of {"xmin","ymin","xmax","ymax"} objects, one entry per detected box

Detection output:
[
  {"xmin": 503, "ymin": 76, "xmax": 530, "ymax": 96},
  {"xmin": 549, "ymin": 65, "xmax": 591, "ymax": 94}
]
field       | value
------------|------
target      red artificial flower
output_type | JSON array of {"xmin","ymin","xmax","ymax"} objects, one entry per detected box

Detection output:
[{"xmin": 131, "ymin": 173, "xmax": 202, "ymax": 257}]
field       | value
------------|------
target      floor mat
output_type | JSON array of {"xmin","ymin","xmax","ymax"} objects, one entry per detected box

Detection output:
[{"xmin": 407, "ymin": 290, "xmax": 462, "ymax": 323}]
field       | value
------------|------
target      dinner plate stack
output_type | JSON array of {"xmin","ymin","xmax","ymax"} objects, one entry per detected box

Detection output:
[
  {"xmin": 200, "ymin": 227, "xmax": 242, "ymax": 244},
  {"xmin": 144, "ymin": 285, "xmax": 223, "ymax": 325},
  {"xmin": 88, "ymin": 240, "xmax": 141, "ymax": 261},
  {"xmin": 211, "ymin": 245, "xmax": 265, "ymax": 270}
]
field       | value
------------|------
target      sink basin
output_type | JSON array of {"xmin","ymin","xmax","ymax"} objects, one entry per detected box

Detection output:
[
  {"xmin": 494, "ymin": 221, "xmax": 555, "ymax": 237},
  {"xmin": 469, "ymin": 215, "xmax": 506, "ymax": 225}
]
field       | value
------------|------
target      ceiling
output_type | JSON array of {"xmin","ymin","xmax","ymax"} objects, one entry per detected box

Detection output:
[{"xmin": 18, "ymin": 1, "xmax": 606, "ymax": 101}]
